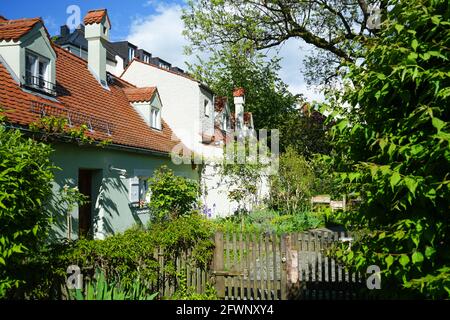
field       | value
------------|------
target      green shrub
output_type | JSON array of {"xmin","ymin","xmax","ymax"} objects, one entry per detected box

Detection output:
[
  {"xmin": 0, "ymin": 123, "xmax": 55, "ymax": 298},
  {"xmin": 329, "ymin": 0, "xmax": 450, "ymax": 299},
  {"xmin": 269, "ymin": 147, "xmax": 315, "ymax": 214},
  {"xmin": 214, "ymin": 209, "xmax": 324, "ymax": 235},
  {"xmin": 148, "ymin": 166, "xmax": 199, "ymax": 221}
]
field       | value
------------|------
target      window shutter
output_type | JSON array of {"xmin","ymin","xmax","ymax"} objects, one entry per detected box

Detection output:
[{"xmin": 129, "ymin": 177, "xmax": 139, "ymax": 203}]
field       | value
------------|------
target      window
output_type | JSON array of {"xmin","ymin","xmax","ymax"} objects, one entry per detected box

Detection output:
[
  {"xmin": 151, "ymin": 107, "xmax": 161, "ymax": 130},
  {"xmin": 128, "ymin": 47, "xmax": 135, "ymax": 62},
  {"xmin": 204, "ymin": 100, "xmax": 210, "ymax": 117},
  {"xmin": 222, "ymin": 113, "xmax": 228, "ymax": 131},
  {"xmin": 25, "ymin": 52, "xmax": 50, "ymax": 92},
  {"xmin": 129, "ymin": 177, "xmax": 150, "ymax": 204},
  {"xmin": 143, "ymin": 54, "xmax": 150, "ymax": 63}
]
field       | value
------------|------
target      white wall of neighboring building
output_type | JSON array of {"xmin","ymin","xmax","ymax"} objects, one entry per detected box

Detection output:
[{"xmin": 121, "ymin": 60, "xmax": 270, "ymax": 218}]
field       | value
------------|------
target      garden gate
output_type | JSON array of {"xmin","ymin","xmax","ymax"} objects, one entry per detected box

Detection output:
[{"xmin": 211, "ymin": 231, "xmax": 368, "ymax": 300}]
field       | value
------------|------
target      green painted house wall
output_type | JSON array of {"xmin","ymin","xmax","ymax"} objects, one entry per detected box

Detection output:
[{"xmin": 49, "ymin": 142, "xmax": 198, "ymax": 241}]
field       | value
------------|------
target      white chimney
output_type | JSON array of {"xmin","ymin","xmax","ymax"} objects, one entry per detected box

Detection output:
[
  {"xmin": 233, "ymin": 88, "xmax": 245, "ymax": 130},
  {"xmin": 84, "ymin": 9, "xmax": 111, "ymax": 86}
]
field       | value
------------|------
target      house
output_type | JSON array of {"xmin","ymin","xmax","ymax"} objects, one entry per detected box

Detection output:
[
  {"xmin": 0, "ymin": 10, "xmax": 196, "ymax": 240},
  {"xmin": 52, "ymin": 8, "xmax": 264, "ymax": 217}
]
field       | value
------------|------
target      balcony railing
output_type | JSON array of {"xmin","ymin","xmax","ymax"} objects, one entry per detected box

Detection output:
[
  {"xmin": 23, "ymin": 75, "xmax": 57, "ymax": 96},
  {"xmin": 30, "ymin": 101, "xmax": 114, "ymax": 136}
]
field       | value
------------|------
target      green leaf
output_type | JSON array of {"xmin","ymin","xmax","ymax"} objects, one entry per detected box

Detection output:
[
  {"xmin": 385, "ymin": 255, "xmax": 394, "ymax": 269},
  {"xmin": 432, "ymin": 117, "xmax": 446, "ymax": 132},
  {"xmin": 390, "ymin": 172, "xmax": 401, "ymax": 189},
  {"xmin": 399, "ymin": 254, "xmax": 410, "ymax": 267},
  {"xmin": 405, "ymin": 177, "xmax": 418, "ymax": 194},
  {"xmin": 412, "ymin": 252, "xmax": 424, "ymax": 265},
  {"xmin": 411, "ymin": 39, "xmax": 419, "ymax": 51},
  {"xmin": 425, "ymin": 246, "xmax": 436, "ymax": 258}
]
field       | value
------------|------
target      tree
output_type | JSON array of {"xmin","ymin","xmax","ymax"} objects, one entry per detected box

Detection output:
[
  {"xmin": 187, "ymin": 42, "xmax": 299, "ymax": 134},
  {"xmin": 0, "ymin": 115, "xmax": 55, "ymax": 298},
  {"xmin": 330, "ymin": 0, "xmax": 450, "ymax": 299},
  {"xmin": 183, "ymin": 0, "xmax": 387, "ymax": 86},
  {"xmin": 269, "ymin": 147, "xmax": 315, "ymax": 214}
]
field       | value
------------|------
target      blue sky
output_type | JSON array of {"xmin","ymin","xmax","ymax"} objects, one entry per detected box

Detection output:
[
  {"xmin": 0, "ymin": 0, "xmax": 183, "ymax": 40},
  {"xmin": 0, "ymin": 0, "xmax": 322, "ymax": 101}
]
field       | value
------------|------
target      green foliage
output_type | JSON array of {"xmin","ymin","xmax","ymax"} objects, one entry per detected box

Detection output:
[
  {"xmin": 170, "ymin": 271, "xmax": 217, "ymax": 300},
  {"xmin": 329, "ymin": 0, "xmax": 450, "ymax": 299},
  {"xmin": 69, "ymin": 270, "xmax": 158, "ymax": 300},
  {"xmin": 269, "ymin": 147, "xmax": 315, "ymax": 214},
  {"xmin": 0, "ymin": 122, "xmax": 55, "ymax": 298},
  {"xmin": 148, "ymin": 166, "xmax": 199, "ymax": 221},
  {"xmin": 214, "ymin": 209, "xmax": 323, "ymax": 235},
  {"xmin": 29, "ymin": 116, "xmax": 112, "ymax": 147},
  {"xmin": 218, "ymin": 140, "xmax": 269, "ymax": 214},
  {"xmin": 186, "ymin": 41, "xmax": 299, "ymax": 145}
]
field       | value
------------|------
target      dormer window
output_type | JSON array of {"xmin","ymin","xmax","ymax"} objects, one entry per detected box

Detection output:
[
  {"xmin": 151, "ymin": 106, "xmax": 161, "ymax": 130},
  {"xmin": 24, "ymin": 51, "xmax": 55, "ymax": 95},
  {"xmin": 128, "ymin": 47, "xmax": 135, "ymax": 62}
]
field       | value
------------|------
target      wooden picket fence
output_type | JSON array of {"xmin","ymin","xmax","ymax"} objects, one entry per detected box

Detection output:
[
  {"xmin": 150, "ymin": 247, "xmax": 210, "ymax": 298},
  {"xmin": 151, "ymin": 230, "xmax": 368, "ymax": 300},
  {"xmin": 212, "ymin": 231, "xmax": 368, "ymax": 300}
]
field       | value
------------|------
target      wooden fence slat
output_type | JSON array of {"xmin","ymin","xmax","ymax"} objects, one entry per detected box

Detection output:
[
  {"xmin": 239, "ymin": 233, "xmax": 244, "ymax": 300},
  {"xmin": 251, "ymin": 233, "xmax": 258, "ymax": 300},
  {"xmin": 280, "ymin": 234, "xmax": 287, "ymax": 300},
  {"xmin": 272, "ymin": 233, "xmax": 278, "ymax": 300},
  {"xmin": 259, "ymin": 234, "xmax": 265, "ymax": 299},
  {"xmin": 264, "ymin": 234, "xmax": 271, "ymax": 300}
]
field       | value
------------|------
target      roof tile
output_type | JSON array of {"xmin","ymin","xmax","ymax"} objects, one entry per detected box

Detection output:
[
  {"xmin": 0, "ymin": 44, "xmax": 181, "ymax": 154},
  {"xmin": 0, "ymin": 18, "xmax": 41, "ymax": 41}
]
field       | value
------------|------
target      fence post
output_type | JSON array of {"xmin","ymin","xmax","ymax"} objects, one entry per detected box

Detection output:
[
  {"xmin": 280, "ymin": 234, "xmax": 288, "ymax": 300},
  {"xmin": 213, "ymin": 232, "xmax": 225, "ymax": 298}
]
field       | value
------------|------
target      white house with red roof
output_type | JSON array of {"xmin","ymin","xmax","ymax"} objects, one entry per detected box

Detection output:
[{"xmin": 0, "ymin": 10, "xmax": 197, "ymax": 239}]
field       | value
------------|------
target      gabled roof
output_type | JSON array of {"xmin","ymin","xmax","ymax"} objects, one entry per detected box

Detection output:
[
  {"xmin": 0, "ymin": 17, "xmax": 42, "ymax": 41},
  {"xmin": 124, "ymin": 87, "xmax": 157, "ymax": 103},
  {"xmin": 0, "ymin": 44, "xmax": 181, "ymax": 154},
  {"xmin": 83, "ymin": 9, "xmax": 111, "ymax": 27}
]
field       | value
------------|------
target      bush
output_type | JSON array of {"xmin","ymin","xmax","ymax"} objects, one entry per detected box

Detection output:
[
  {"xmin": 0, "ymin": 123, "xmax": 55, "ymax": 298},
  {"xmin": 214, "ymin": 209, "xmax": 324, "ymax": 235},
  {"xmin": 148, "ymin": 166, "xmax": 199, "ymax": 221},
  {"xmin": 329, "ymin": 0, "xmax": 450, "ymax": 299},
  {"xmin": 269, "ymin": 147, "xmax": 315, "ymax": 214}
]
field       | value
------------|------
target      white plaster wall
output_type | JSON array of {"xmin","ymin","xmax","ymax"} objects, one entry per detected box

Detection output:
[{"xmin": 121, "ymin": 61, "xmax": 203, "ymax": 153}]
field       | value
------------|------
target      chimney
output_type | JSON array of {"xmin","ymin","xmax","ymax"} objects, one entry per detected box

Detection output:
[
  {"xmin": 233, "ymin": 88, "xmax": 245, "ymax": 130},
  {"xmin": 83, "ymin": 9, "xmax": 111, "ymax": 86},
  {"xmin": 60, "ymin": 25, "xmax": 70, "ymax": 38}
]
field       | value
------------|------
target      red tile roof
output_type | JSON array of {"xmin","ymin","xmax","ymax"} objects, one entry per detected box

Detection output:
[
  {"xmin": 0, "ymin": 17, "xmax": 42, "ymax": 41},
  {"xmin": 123, "ymin": 87, "xmax": 157, "ymax": 103},
  {"xmin": 83, "ymin": 9, "xmax": 110, "ymax": 27},
  {"xmin": 233, "ymin": 88, "xmax": 245, "ymax": 97},
  {"xmin": 0, "ymin": 45, "xmax": 181, "ymax": 154},
  {"xmin": 0, "ymin": 16, "xmax": 7, "ymax": 22}
]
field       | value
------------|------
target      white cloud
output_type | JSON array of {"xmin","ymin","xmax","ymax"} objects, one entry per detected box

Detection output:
[
  {"xmin": 126, "ymin": 2, "xmax": 323, "ymax": 101},
  {"xmin": 127, "ymin": 3, "xmax": 189, "ymax": 69}
]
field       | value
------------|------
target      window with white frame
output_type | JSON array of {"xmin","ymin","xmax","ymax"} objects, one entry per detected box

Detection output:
[
  {"xmin": 204, "ymin": 100, "xmax": 210, "ymax": 117},
  {"xmin": 143, "ymin": 54, "xmax": 150, "ymax": 63},
  {"xmin": 128, "ymin": 47, "xmax": 135, "ymax": 62},
  {"xmin": 129, "ymin": 177, "xmax": 150, "ymax": 204},
  {"xmin": 25, "ymin": 51, "xmax": 50, "ymax": 91},
  {"xmin": 151, "ymin": 107, "xmax": 161, "ymax": 130}
]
